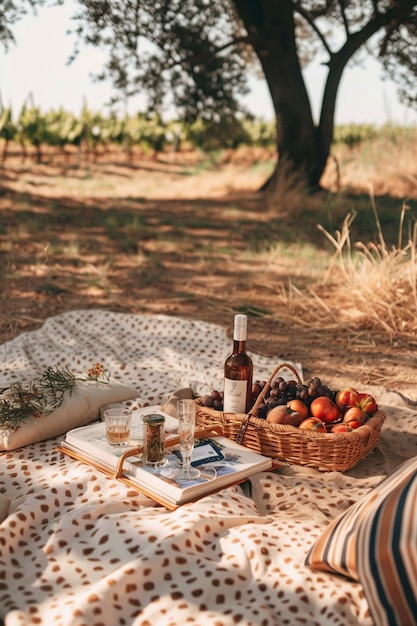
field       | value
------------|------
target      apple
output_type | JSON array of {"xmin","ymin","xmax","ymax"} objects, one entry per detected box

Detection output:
[
  {"xmin": 266, "ymin": 404, "xmax": 305, "ymax": 427},
  {"xmin": 299, "ymin": 417, "xmax": 327, "ymax": 432},
  {"xmin": 310, "ymin": 396, "xmax": 341, "ymax": 424},
  {"xmin": 330, "ymin": 423, "xmax": 353, "ymax": 433},
  {"xmin": 356, "ymin": 392, "xmax": 377, "ymax": 415},
  {"xmin": 344, "ymin": 406, "xmax": 366, "ymax": 429},
  {"xmin": 287, "ymin": 399, "xmax": 309, "ymax": 420},
  {"xmin": 335, "ymin": 387, "xmax": 359, "ymax": 411},
  {"xmin": 345, "ymin": 418, "xmax": 364, "ymax": 429}
]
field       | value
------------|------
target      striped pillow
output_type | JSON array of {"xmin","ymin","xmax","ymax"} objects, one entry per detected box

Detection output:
[{"xmin": 305, "ymin": 456, "xmax": 417, "ymax": 626}]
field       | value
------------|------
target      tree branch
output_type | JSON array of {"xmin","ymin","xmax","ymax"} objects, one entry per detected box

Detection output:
[
  {"xmin": 293, "ymin": 3, "xmax": 333, "ymax": 57},
  {"xmin": 337, "ymin": 0, "xmax": 350, "ymax": 37},
  {"xmin": 378, "ymin": 1, "xmax": 417, "ymax": 56}
]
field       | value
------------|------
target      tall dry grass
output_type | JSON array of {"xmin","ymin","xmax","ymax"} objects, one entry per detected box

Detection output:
[
  {"xmin": 268, "ymin": 197, "xmax": 417, "ymax": 341},
  {"xmin": 317, "ymin": 196, "xmax": 417, "ymax": 337}
]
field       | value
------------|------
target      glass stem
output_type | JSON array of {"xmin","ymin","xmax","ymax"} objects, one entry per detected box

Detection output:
[{"xmin": 181, "ymin": 449, "xmax": 192, "ymax": 468}]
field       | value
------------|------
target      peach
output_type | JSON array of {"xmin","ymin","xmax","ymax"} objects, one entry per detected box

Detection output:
[
  {"xmin": 335, "ymin": 387, "xmax": 359, "ymax": 410},
  {"xmin": 299, "ymin": 417, "xmax": 327, "ymax": 432},
  {"xmin": 310, "ymin": 396, "xmax": 341, "ymax": 424},
  {"xmin": 356, "ymin": 392, "xmax": 377, "ymax": 415},
  {"xmin": 266, "ymin": 405, "xmax": 305, "ymax": 427},
  {"xmin": 344, "ymin": 406, "xmax": 366, "ymax": 428}
]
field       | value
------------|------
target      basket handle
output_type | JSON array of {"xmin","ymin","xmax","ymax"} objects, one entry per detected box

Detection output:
[{"xmin": 236, "ymin": 362, "xmax": 303, "ymax": 445}]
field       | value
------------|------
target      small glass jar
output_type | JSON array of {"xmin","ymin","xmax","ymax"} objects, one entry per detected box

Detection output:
[{"xmin": 143, "ymin": 413, "xmax": 166, "ymax": 467}]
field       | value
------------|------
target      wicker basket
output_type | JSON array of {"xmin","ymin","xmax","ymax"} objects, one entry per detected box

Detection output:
[{"xmin": 195, "ymin": 362, "xmax": 386, "ymax": 472}]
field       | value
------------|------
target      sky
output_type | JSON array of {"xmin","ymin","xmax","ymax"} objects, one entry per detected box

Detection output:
[{"xmin": 1, "ymin": 3, "xmax": 417, "ymax": 127}]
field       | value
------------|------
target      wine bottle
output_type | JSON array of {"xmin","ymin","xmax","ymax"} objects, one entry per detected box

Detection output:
[{"xmin": 223, "ymin": 314, "xmax": 253, "ymax": 413}]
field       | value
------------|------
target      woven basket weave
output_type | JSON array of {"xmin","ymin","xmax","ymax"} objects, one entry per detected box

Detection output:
[{"xmin": 195, "ymin": 362, "xmax": 385, "ymax": 472}]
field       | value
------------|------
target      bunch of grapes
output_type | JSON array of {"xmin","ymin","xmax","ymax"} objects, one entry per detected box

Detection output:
[
  {"xmin": 201, "ymin": 389, "xmax": 224, "ymax": 411},
  {"xmin": 255, "ymin": 376, "xmax": 335, "ymax": 419},
  {"xmin": 254, "ymin": 376, "xmax": 298, "ymax": 418},
  {"xmin": 201, "ymin": 375, "xmax": 335, "ymax": 419}
]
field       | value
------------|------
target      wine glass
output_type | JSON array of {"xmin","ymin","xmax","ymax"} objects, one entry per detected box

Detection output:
[{"xmin": 175, "ymin": 399, "xmax": 200, "ymax": 481}]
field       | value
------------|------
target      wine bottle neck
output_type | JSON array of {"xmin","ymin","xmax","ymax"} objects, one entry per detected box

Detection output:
[{"xmin": 233, "ymin": 339, "xmax": 247, "ymax": 354}]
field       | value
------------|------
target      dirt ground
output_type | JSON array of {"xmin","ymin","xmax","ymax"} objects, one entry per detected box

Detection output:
[{"xmin": 1, "ymin": 146, "xmax": 417, "ymax": 397}]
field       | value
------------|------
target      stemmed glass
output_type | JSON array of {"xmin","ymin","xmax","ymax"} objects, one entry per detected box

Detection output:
[{"xmin": 175, "ymin": 399, "xmax": 200, "ymax": 481}]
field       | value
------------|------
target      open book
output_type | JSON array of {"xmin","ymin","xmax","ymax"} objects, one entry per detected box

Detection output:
[{"xmin": 57, "ymin": 406, "xmax": 273, "ymax": 508}]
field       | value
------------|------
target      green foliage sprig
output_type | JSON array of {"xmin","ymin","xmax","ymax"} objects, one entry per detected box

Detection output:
[{"xmin": 0, "ymin": 363, "xmax": 109, "ymax": 431}]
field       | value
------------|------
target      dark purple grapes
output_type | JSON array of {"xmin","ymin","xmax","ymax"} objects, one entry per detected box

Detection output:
[
  {"xmin": 202, "ymin": 394, "xmax": 214, "ymax": 407},
  {"xmin": 257, "ymin": 403, "xmax": 268, "ymax": 418}
]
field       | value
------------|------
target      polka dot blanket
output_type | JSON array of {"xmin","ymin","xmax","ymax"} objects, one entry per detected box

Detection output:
[{"xmin": 1, "ymin": 310, "xmax": 416, "ymax": 626}]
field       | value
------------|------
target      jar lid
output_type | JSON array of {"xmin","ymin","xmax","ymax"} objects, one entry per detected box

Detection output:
[{"xmin": 143, "ymin": 413, "xmax": 165, "ymax": 424}]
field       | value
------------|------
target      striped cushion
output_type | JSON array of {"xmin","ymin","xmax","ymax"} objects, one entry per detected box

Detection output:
[{"xmin": 305, "ymin": 457, "xmax": 417, "ymax": 626}]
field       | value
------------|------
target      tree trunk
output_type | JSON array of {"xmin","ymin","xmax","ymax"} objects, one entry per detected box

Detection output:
[
  {"xmin": 233, "ymin": 0, "xmax": 320, "ymax": 190},
  {"xmin": 232, "ymin": 0, "xmax": 388, "ymax": 191}
]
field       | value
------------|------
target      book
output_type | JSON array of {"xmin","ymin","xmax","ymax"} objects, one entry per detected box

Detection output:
[{"xmin": 58, "ymin": 405, "xmax": 273, "ymax": 508}]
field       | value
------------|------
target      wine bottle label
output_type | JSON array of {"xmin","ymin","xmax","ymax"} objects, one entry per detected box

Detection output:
[{"xmin": 223, "ymin": 378, "xmax": 248, "ymax": 413}]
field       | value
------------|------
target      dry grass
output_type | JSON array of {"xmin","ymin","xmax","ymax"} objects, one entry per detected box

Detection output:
[{"xmin": 317, "ymin": 202, "xmax": 417, "ymax": 337}]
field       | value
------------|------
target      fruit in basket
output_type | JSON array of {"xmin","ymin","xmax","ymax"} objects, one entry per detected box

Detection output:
[
  {"xmin": 201, "ymin": 375, "xmax": 378, "ymax": 432},
  {"xmin": 299, "ymin": 377, "xmax": 334, "ymax": 403},
  {"xmin": 201, "ymin": 390, "xmax": 223, "ymax": 410},
  {"xmin": 335, "ymin": 387, "xmax": 359, "ymax": 410},
  {"xmin": 330, "ymin": 422, "xmax": 353, "ymax": 433},
  {"xmin": 356, "ymin": 392, "xmax": 378, "ymax": 415},
  {"xmin": 255, "ymin": 375, "xmax": 334, "ymax": 415},
  {"xmin": 310, "ymin": 396, "xmax": 341, "ymax": 423},
  {"xmin": 266, "ymin": 404, "xmax": 305, "ymax": 426},
  {"xmin": 202, "ymin": 394, "xmax": 214, "ymax": 407},
  {"xmin": 252, "ymin": 381, "xmax": 264, "ymax": 399},
  {"xmin": 299, "ymin": 417, "xmax": 327, "ymax": 432},
  {"xmin": 344, "ymin": 406, "xmax": 366, "ymax": 428},
  {"xmin": 287, "ymin": 399, "xmax": 309, "ymax": 420}
]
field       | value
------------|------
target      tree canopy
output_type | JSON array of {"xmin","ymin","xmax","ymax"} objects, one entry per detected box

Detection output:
[{"xmin": 2, "ymin": 1, "xmax": 417, "ymax": 191}]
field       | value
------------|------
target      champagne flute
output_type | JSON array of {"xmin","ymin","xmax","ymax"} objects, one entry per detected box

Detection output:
[{"xmin": 175, "ymin": 399, "xmax": 200, "ymax": 480}]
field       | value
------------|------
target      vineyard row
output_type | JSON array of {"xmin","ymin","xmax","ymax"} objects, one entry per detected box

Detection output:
[{"xmin": 1, "ymin": 102, "xmax": 415, "ymax": 163}]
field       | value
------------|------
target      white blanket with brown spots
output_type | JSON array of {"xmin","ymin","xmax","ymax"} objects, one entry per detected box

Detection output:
[{"xmin": 1, "ymin": 310, "xmax": 416, "ymax": 626}]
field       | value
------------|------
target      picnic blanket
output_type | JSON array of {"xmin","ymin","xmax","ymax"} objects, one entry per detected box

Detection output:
[{"xmin": 1, "ymin": 309, "xmax": 416, "ymax": 626}]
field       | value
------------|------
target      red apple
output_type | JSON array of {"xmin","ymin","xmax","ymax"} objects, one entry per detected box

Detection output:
[
  {"xmin": 344, "ymin": 406, "xmax": 366, "ymax": 429},
  {"xmin": 310, "ymin": 396, "xmax": 341, "ymax": 424},
  {"xmin": 299, "ymin": 417, "xmax": 327, "ymax": 432},
  {"xmin": 335, "ymin": 387, "xmax": 359, "ymax": 411},
  {"xmin": 356, "ymin": 392, "xmax": 377, "ymax": 415},
  {"xmin": 331, "ymin": 423, "xmax": 353, "ymax": 433}
]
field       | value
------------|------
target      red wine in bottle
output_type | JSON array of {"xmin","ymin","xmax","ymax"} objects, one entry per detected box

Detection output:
[{"xmin": 223, "ymin": 314, "xmax": 253, "ymax": 413}]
